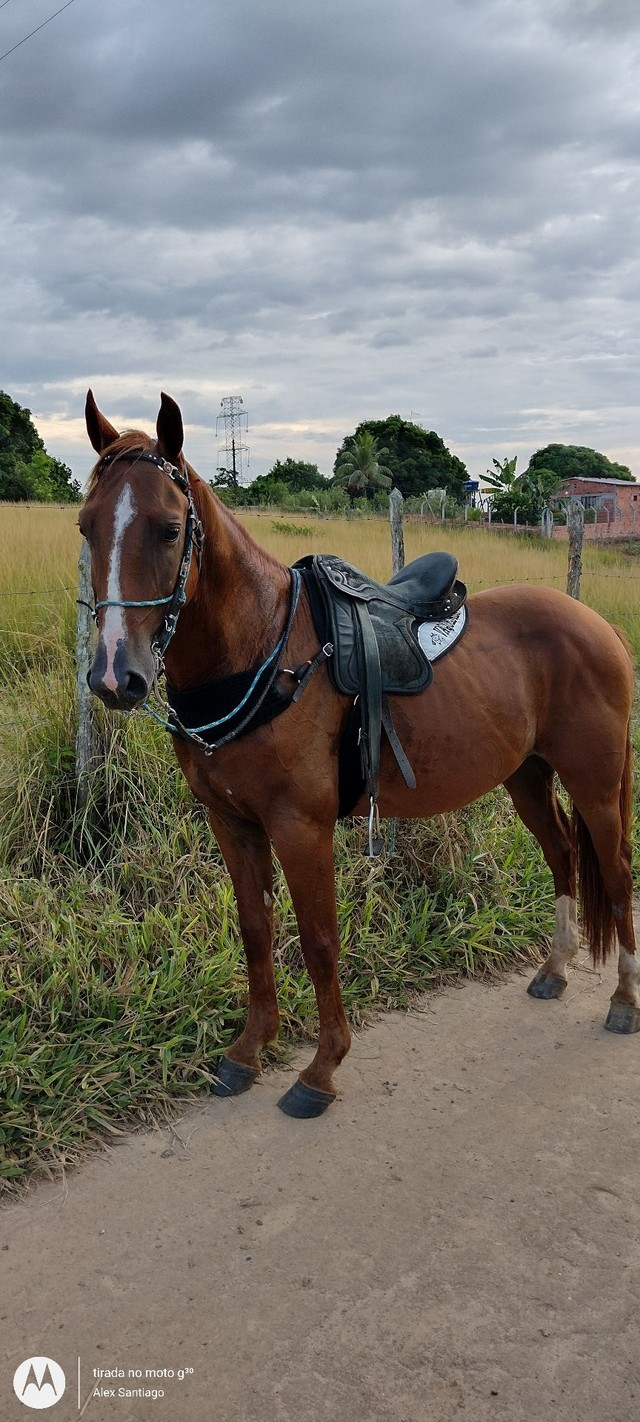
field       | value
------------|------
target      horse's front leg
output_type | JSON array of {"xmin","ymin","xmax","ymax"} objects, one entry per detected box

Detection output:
[
  {"xmin": 208, "ymin": 811, "xmax": 280, "ymax": 1097},
  {"xmin": 270, "ymin": 816, "xmax": 351, "ymax": 1118}
]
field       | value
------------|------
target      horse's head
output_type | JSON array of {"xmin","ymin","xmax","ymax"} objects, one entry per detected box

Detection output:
[{"xmin": 80, "ymin": 391, "xmax": 199, "ymax": 711}]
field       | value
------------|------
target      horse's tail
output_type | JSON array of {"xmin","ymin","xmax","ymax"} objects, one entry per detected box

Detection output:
[{"xmin": 572, "ymin": 706, "xmax": 632, "ymax": 967}]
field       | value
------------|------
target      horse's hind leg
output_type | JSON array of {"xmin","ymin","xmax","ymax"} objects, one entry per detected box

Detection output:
[{"xmin": 503, "ymin": 756, "xmax": 579, "ymax": 1000}]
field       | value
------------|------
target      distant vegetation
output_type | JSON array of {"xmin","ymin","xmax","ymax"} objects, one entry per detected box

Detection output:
[
  {"xmin": 529, "ymin": 443, "xmax": 634, "ymax": 484},
  {"xmin": 334, "ymin": 416, "xmax": 468, "ymax": 502},
  {"xmin": 0, "ymin": 390, "xmax": 80, "ymax": 503},
  {"xmin": 211, "ymin": 417, "xmax": 635, "ymax": 524},
  {"xmin": 212, "ymin": 415, "xmax": 469, "ymax": 513},
  {"xmin": 483, "ymin": 456, "xmax": 560, "ymax": 525}
]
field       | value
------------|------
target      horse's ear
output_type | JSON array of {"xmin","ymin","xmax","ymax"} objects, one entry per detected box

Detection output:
[
  {"xmin": 85, "ymin": 390, "xmax": 119, "ymax": 454},
  {"xmin": 156, "ymin": 393, "xmax": 184, "ymax": 466}
]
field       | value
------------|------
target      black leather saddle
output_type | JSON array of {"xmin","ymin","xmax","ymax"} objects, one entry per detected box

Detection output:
[{"xmin": 294, "ymin": 551, "xmax": 467, "ymax": 850}]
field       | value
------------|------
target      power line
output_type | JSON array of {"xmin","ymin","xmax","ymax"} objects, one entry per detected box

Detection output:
[{"xmin": 0, "ymin": 0, "xmax": 79, "ymax": 65}]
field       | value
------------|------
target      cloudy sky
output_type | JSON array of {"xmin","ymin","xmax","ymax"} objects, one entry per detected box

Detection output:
[{"xmin": 1, "ymin": 0, "xmax": 640, "ymax": 484}]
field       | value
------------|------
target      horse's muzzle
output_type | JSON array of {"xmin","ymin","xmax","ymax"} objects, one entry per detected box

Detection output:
[
  {"xmin": 88, "ymin": 668, "xmax": 149, "ymax": 710},
  {"xmin": 88, "ymin": 640, "xmax": 150, "ymax": 710}
]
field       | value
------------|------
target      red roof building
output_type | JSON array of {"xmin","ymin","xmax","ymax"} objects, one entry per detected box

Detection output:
[{"xmin": 552, "ymin": 476, "xmax": 640, "ymax": 540}]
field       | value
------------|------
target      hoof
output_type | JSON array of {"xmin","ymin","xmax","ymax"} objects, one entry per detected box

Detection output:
[
  {"xmin": 527, "ymin": 969, "xmax": 567, "ymax": 1001},
  {"xmin": 212, "ymin": 1056, "xmax": 259, "ymax": 1097},
  {"xmin": 604, "ymin": 1003, "xmax": 640, "ymax": 1035},
  {"xmin": 277, "ymin": 1079, "xmax": 336, "ymax": 1119}
]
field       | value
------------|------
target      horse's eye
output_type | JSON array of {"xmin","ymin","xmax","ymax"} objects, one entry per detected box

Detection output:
[{"xmin": 163, "ymin": 526, "xmax": 181, "ymax": 543}]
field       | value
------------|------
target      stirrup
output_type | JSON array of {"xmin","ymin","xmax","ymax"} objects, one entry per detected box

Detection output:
[{"xmin": 364, "ymin": 795, "xmax": 384, "ymax": 858}]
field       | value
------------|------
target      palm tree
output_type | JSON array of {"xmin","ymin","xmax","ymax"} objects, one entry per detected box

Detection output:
[{"xmin": 334, "ymin": 432, "xmax": 393, "ymax": 504}]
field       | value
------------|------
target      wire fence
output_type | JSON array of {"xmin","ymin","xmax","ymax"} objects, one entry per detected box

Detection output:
[
  {"xmin": 0, "ymin": 586, "xmax": 75, "ymax": 597},
  {"xmin": 1, "ymin": 494, "xmax": 638, "ymax": 811}
]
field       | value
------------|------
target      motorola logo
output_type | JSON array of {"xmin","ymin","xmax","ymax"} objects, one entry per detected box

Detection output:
[{"xmin": 12, "ymin": 1358, "xmax": 66, "ymax": 1410}]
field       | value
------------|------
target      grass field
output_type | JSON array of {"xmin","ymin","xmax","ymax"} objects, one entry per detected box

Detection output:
[
  {"xmin": 1, "ymin": 501, "xmax": 638, "ymax": 1189},
  {"xmin": 2, "ymin": 503, "xmax": 640, "ymax": 670}
]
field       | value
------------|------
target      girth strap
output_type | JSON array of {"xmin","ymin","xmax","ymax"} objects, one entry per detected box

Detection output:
[{"xmin": 381, "ymin": 695, "xmax": 417, "ymax": 791}]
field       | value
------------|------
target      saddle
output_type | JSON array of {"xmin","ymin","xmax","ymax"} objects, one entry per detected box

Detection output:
[{"xmin": 295, "ymin": 552, "xmax": 467, "ymax": 852}]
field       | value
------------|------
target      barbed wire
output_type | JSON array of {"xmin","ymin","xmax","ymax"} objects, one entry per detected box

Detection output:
[
  {"xmin": 0, "ymin": 586, "xmax": 75, "ymax": 598},
  {"xmin": 2, "ymin": 571, "xmax": 640, "ymax": 603}
]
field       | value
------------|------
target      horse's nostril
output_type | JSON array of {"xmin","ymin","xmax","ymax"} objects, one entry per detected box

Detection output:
[{"xmin": 124, "ymin": 670, "xmax": 148, "ymax": 703}]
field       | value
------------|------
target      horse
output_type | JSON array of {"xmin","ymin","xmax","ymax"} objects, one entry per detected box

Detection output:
[{"xmin": 80, "ymin": 390, "xmax": 637, "ymax": 1118}]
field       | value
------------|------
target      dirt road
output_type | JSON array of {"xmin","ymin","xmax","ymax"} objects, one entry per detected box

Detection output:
[{"xmin": 2, "ymin": 954, "xmax": 640, "ymax": 1422}]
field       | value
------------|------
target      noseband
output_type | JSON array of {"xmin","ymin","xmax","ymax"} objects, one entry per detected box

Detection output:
[{"xmin": 87, "ymin": 449, "xmax": 204, "ymax": 665}]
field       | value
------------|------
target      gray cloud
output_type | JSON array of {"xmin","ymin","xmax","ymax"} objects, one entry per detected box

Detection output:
[{"xmin": 1, "ymin": 0, "xmax": 640, "ymax": 482}]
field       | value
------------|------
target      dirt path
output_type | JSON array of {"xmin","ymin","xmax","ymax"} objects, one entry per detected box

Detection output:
[{"xmin": 2, "ymin": 953, "xmax": 640, "ymax": 1422}]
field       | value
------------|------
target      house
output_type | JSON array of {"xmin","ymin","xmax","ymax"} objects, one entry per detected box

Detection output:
[{"xmin": 551, "ymin": 476, "xmax": 640, "ymax": 540}]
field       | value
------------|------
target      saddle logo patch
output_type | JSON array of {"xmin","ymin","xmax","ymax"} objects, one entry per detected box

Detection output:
[
  {"xmin": 417, "ymin": 606, "xmax": 467, "ymax": 662},
  {"xmin": 13, "ymin": 1358, "xmax": 66, "ymax": 1409}
]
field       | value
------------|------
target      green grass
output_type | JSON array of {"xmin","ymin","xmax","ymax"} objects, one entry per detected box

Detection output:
[
  {"xmin": 0, "ymin": 654, "xmax": 559, "ymax": 1190},
  {"xmin": 1, "ymin": 503, "xmax": 638, "ymax": 1192}
]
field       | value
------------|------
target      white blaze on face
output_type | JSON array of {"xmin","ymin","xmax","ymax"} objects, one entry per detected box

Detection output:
[{"xmin": 101, "ymin": 484, "xmax": 137, "ymax": 692}]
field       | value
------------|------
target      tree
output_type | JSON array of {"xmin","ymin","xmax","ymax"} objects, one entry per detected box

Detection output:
[
  {"xmin": 484, "ymin": 455, "xmax": 560, "ymax": 524},
  {"xmin": 333, "ymin": 431, "xmax": 393, "ymax": 504},
  {"xmin": 265, "ymin": 458, "xmax": 327, "ymax": 493},
  {"xmin": 211, "ymin": 468, "xmax": 239, "ymax": 489},
  {"xmin": 485, "ymin": 455, "xmax": 518, "ymax": 490},
  {"xmin": 528, "ymin": 443, "xmax": 634, "ymax": 484},
  {"xmin": 47, "ymin": 455, "xmax": 80, "ymax": 502},
  {"xmin": 245, "ymin": 457, "xmax": 327, "ymax": 505},
  {"xmin": 334, "ymin": 416, "xmax": 468, "ymax": 500},
  {"xmin": 0, "ymin": 390, "xmax": 80, "ymax": 502}
]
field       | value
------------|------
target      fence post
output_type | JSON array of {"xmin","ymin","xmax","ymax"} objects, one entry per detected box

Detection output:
[
  {"xmin": 389, "ymin": 486, "xmax": 405, "ymax": 573},
  {"xmin": 75, "ymin": 539, "xmax": 100, "ymax": 810},
  {"xmin": 566, "ymin": 497, "xmax": 584, "ymax": 599}
]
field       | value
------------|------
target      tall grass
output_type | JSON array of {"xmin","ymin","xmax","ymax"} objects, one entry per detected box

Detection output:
[
  {"xmin": 0, "ymin": 501, "xmax": 637, "ymax": 1189},
  {"xmin": 4, "ymin": 503, "xmax": 639, "ymax": 663},
  {"xmin": 0, "ymin": 504, "xmax": 79, "ymax": 677}
]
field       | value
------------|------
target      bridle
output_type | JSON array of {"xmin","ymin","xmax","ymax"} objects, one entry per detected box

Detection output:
[{"xmin": 84, "ymin": 448, "xmax": 204, "ymax": 668}]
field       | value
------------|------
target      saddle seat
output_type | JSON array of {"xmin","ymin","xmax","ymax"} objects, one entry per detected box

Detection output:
[
  {"xmin": 294, "ymin": 551, "xmax": 467, "ymax": 851},
  {"xmin": 321, "ymin": 549, "xmax": 461, "ymax": 620}
]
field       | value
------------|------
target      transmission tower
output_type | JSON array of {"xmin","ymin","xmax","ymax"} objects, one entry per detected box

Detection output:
[{"xmin": 216, "ymin": 396, "xmax": 249, "ymax": 486}]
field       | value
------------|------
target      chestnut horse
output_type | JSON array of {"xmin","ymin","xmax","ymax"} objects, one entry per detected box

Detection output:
[{"xmin": 80, "ymin": 392, "xmax": 637, "ymax": 1118}]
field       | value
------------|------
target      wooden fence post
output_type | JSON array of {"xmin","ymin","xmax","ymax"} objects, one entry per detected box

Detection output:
[
  {"xmin": 389, "ymin": 487, "xmax": 405, "ymax": 574},
  {"xmin": 75, "ymin": 539, "xmax": 100, "ymax": 810},
  {"xmin": 566, "ymin": 497, "xmax": 584, "ymax": 599}
]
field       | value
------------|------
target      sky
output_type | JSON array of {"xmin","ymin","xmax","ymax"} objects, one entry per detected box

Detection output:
[{"xmin": 1, "ymin": 0, "xmax": 640, "ymax": 486}]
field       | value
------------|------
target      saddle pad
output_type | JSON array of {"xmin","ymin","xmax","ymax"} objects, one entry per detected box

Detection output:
[{"xmin": 417, "ymin": 605, "xmax": 467, "ymax": 662}]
